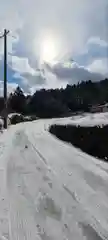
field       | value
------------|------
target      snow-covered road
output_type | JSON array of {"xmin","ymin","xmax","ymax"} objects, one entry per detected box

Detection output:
[{"xmin": 0, "ymin": 119, "xmax": 108, "ymax": 239}]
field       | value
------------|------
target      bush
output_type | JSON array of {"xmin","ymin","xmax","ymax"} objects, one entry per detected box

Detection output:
[
  {"xmin": 9, "ymin": 113, "xmax": 38, "ymax": 125},
  {"xmin": 10, "ymin": 114, "xmax": 24, "ymax": 125},
  {"xmin": 30, "ymin": 115, "xmax": 38, "ymax": 121},
  {"xmin": 49, "ymin": 124, "xmax": 108, "ymax": 161}
]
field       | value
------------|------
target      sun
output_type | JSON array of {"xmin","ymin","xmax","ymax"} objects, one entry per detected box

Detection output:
[{"xmin": 40, "ymin": 36, "xmax": 57, "ymax": 63}]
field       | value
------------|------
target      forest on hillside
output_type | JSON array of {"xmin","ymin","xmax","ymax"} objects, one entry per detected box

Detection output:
[{"xmin": 1, "ymin": 78, "xmax": 108, "ymax": 118}]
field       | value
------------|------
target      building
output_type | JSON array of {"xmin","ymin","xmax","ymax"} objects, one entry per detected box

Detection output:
[{"xmin": 90, "ymin": 103, "xmax": 108, "ymax": 113}]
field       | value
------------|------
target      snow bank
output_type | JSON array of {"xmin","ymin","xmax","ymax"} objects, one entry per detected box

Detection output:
[
  {"xmin": 55, "ymin": 112, "xmax": 108, "ymax": 127},
  {"xmin": 0, "ymin": 117, "xmax": 4, "ymax": 130},
  {"xmin": 8, "ymin": 113, "xmax": 37, "ymax": 125},
  {"xmin": 8, "ymin": 113, "xmax": 21, "ymax": 118}
]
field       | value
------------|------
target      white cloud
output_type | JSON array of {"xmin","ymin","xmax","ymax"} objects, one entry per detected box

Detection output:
[
  {"xmin": 0, "ymin": 2, "xmax": 23, "ymax": 32},
  {"xmin": 10, "ymin": 56, "xmax": 36, "ymax": 74},
  {"xmin": 87, "ymin": 37, "xmax": 108, "ymax": 47},
  {"xmin": 88, "ymin": 58, "xmax": 108, "ymax": 76},
  {"xmin": 0, "ymin": 32, "xmax": 19, "ymax": 60},
  {"xmin": 12, "ymin": 56, "xmax": 47, "ymax": 93}
]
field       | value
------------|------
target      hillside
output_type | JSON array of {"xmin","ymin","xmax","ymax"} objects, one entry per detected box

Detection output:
[{"xmin": 1, "ymin": 78, "xmax": 108, "ymax": 118}]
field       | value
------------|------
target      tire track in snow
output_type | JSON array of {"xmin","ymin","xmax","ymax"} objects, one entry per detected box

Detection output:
[
  {"xmin": 6, "ymin": 130, "xmax": 68, "ymax": 239},
  {"xmin": 6, "ymin": 126, "xmax": 108, "ymax": 240}
]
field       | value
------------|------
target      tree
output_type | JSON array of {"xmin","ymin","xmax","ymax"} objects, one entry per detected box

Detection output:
[
  {"xmin": 8, "ymin": 86, "xmax": 26, "ymax": 114},
  {"xmin": 8, "ymin": 78, "xmax": 108, "ymax": 117}
]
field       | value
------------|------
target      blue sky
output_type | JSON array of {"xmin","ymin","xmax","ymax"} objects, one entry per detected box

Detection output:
[{"xmin": 0, "ymin": 0, "xmax": 108, "ymax": 95}]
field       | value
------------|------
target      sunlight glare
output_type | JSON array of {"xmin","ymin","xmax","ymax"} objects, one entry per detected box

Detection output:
[{"xmin": 40, "ymin": 36, "xmax": 58, "ymax": 63}]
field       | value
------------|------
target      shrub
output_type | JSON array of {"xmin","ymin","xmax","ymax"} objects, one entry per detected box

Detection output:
[
  {"xmin": 10, "ymin": 114, "xmax": 24, "ymax": 125},
  {"xmin": 49, "ymin": 124, "xmax": 108, "ymax": 161},
  {"xmin": 9, "ymin": 113, "xmax": 38, "ymax": 125}
]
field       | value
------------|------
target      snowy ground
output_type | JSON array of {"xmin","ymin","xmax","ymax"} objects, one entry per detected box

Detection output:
[
  {"xmin": 54, "ymin": 112, "xmax": 108, "ymax": 127},
  {"xmin": 0, "ymin": 118, "xmax": 108, "ymax": 239}
]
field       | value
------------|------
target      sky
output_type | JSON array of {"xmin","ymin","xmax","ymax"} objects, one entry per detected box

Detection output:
[{"xmin": 0, "ymin": 0, "xmax": 108, "ymax": 95}]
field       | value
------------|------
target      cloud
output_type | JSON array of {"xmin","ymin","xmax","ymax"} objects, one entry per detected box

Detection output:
[
  {"xmin": 87, "ymin": 37, "xmax": 108, "ymax": 48},
  {"xmin": 17, "ymin": 71, "xmax": 46, "ymax": 94},
  {"xmin": 9, "ymin": 53, "xmax": 108, "ymax": 94},
  {"xmin": 1, "ymin": 0, "xmax": 107, "ymax": 57},
  {"xmin": 0, "ymin": 0, "xmax": 107, "ymax": 92},
  {"xmin": 10, "ymin": 56, "xmax": 36, "ymax": 74},
  {"xmin": 44, "ymin": 61, "xmax": 105, "ymax": 84},
  {"xmin": 74, "ymin": 38, "xmax": 108, "ymax": 66},
  {"xmin": 0, "ymin": 33, "xmax": 19, "ymax": 60},
  {"xmin": 0, "ymin": 2, "xmax": 23, "ymax": 32},
  {"xmin": 21, "ymin": 72, "xmax": 46, "ymax": 85},
  {"xmin": 9, "ymin": 55, "xmax": 47, "ymax": 93},
  {"xmin": 88, "ymin": 58, "xmax": 108, "ymax": 76}
]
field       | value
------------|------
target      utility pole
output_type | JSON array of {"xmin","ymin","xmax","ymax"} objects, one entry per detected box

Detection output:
[{"xmin": 0, "ymin": 29, "xmax": 9, "ymax": 129}]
